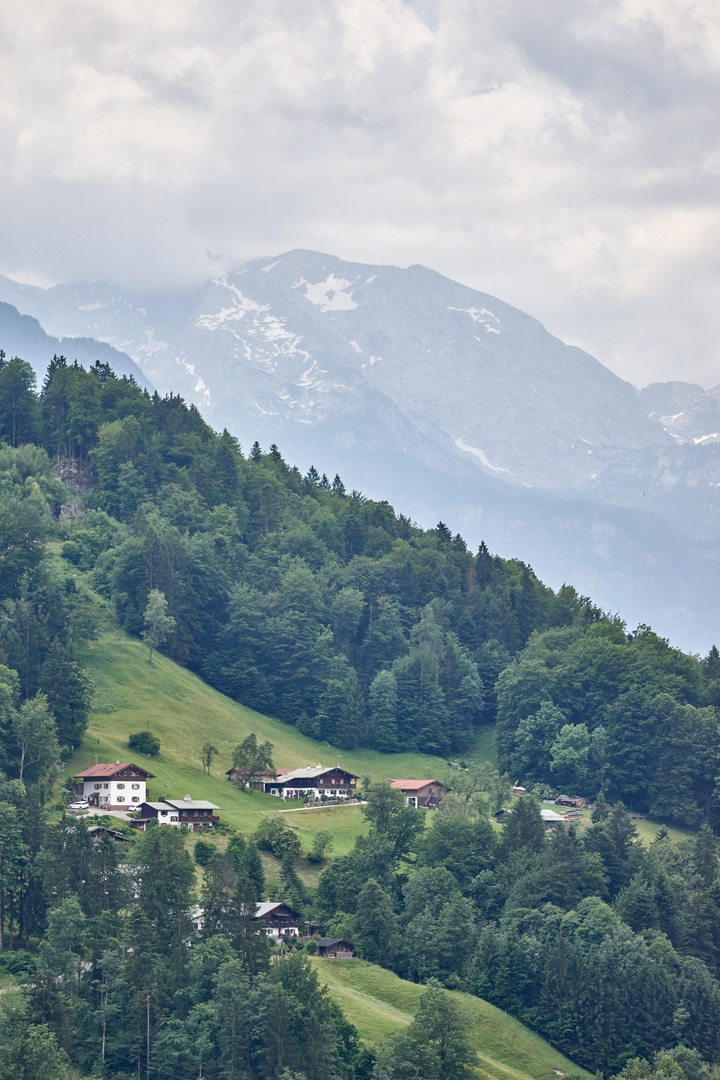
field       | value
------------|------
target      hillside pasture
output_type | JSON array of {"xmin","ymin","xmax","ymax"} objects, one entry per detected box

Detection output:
[{"xmin": 311, "ymin": 957, "xmax": 589, "ymax": 1080}]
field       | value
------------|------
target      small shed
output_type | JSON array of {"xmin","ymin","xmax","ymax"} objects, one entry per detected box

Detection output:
[
  {"xmin": 541, "ymin": 808, "xmax": 565, "ymax": 829},
  {"xmin": 494, "ymin": 807, "xmax": 511, "ymax": 824},
  {"xmin": 86, "ymin": 824, "xmax": 130, "ymax": 843},
  {"xmin": 317, "ymin": 938, "xmax": 354, "ymax": 958},
  {"xmin": 511, "ymin": 785, "xmax": 528, "ymax": 796}
]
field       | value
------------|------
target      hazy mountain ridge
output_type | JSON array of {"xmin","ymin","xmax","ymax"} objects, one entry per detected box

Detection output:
[
  {"xmin": 0, "ymin": 300, "xmax": 152, "ymax": 390},
  {"xmin": 4, "ymin": 252, "xmax": 718, "ymax": 493},
  {"xmin": 1, "ymin": 252, "xmax": 719, "ymax": 651}
]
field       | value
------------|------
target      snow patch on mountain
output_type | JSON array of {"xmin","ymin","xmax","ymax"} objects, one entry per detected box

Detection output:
[
  {"xmin": 304, "ymin": 274, "xmax": 358, "ymax": 312},
  {"xmin": 448, "ymin": 306, "xmax": 501, "ymax": 333},
  {"xmin": 454, "ymin": 436, "xmax": 515, "ymax": 475}
]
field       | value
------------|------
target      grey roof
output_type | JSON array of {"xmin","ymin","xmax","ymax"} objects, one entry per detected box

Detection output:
[
  {"xmin": 162, "ymin": 799, "xmax": 220, "ymax": 810},
  {"xmin": 143, "ymin": 802, "xmax": 175, "ymax": 811},
  {"xmin": 540, "ymin": 809, "xmax": 564, "ymax": 822},
  {"xmin": 274, "ymin": 766, "xmax": 359, "ymax": 783},
  {"xmin": 255, "ymin": 901, "xmax": 301, "ymax": 920}
]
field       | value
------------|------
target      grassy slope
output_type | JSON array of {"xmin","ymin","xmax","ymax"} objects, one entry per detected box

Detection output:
[
  {"xmin": 69, "ymin": 631, "xmax": 451, "ymax": 843},
  {"xmin": 311, "ymin": 958, "xmax": 589, "ymax": 1080},
  {"xmin": 69, "ymin": 631, "xmax": 690, "ymax": 851}
]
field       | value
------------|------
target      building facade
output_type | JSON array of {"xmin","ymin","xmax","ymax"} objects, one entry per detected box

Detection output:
[
  {"xmin": 228, "ymin": 764, "xmax": 359, "ymax": 800},
  {"xmin": 136, "ymin": 796, "xmax": 220, "ymax": 831},
  {"xmin": 254, "ymin": 902, "xmax": 302, "ymax": 936},
  {"xmin": 390, "ymin": 779, "xmax": 448, "ymax": 808},
  {"xmin": 73, "ymin": 763, "xmax": 155, "ymax": 810}
]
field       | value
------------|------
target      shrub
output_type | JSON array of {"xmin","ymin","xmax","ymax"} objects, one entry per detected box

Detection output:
[
  {"xmin": 194, "ymin": 838, "xmax": 215, "ymax": 866},
  {"xmin": 128, "ymin": 731, "xmax": 160, "ymax": 757}
]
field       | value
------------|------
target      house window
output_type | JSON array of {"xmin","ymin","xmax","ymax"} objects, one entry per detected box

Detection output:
[
  {"xmin": 103, "ymin": 783, "xmax": 109, "ymax": 789},
  {"xmin": 132, "ymin": 783, "xmax": 140, "ymax": 789},
  {"xmin": 132, "ymin": 797, "xmax": 139, "ymax": 802},
  {"xmin": 94, "ymin": 784, "xmax": 101, "ymax": 789},
  {"xmin": 117, "ymin": 797, "xmax": 125, "ymax": 803},
  {"xmin": 117, "ymin": 783, "xmax": 125, "ymax": 790},
  {"xmin": 171, "ymin": 816, "xmax": 178, "ymax": 822}
]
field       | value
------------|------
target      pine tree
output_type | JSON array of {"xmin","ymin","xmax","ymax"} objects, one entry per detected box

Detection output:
[
  {"xmin": 242, "ymin": 842, "xmax": 265, "ymax": 901},
  {"xmin": 353, "ymin": 879, "xmax": 399, "ymax": 965},
  {"xmin": 336, "ymin": 669, "xmax": 367, "ymax": 749},
  {"xmin": 367, "ymin": 670, "xmax": 399, "ymax": 752},
  {"xmin": 500, "ymin": 796, "xmax": 545, "ymax": 855}
]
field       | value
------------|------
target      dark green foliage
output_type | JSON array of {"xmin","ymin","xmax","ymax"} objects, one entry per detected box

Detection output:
[
  {"xmin": 4, "ymin": 350, "xmax": 598, "ymax": 756},
  {"xmin": 230, "ymin": 733, "xmax": 274, "ymax": 788},
  {"xmin": 127, "ymin": 730, "xmax": 160, "ymax": 756},
  {"xmin": 4, "ymin": 348, "xmax": 720, "ymax": 1078},
  {"xmin": 377, "ymin": 979, "xmax": 477, "ymax": 1080},
  {"xmin": 194, "ymin": 838, "xmax": 215, "ymax": 867}
]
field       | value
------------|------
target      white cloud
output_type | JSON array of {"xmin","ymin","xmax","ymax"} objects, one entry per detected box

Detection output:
[{"xmin": 1, "ymin": 0, "xmax": 719, "ymax": 386}]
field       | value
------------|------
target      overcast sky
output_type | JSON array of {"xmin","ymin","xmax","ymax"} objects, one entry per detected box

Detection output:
[{"xmin": 1, "ymin": 0, "xmax": 719, "ymax": 388}]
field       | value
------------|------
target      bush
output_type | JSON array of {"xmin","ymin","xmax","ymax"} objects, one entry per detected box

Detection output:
[
  {"xmin": 254, "ymin": 815, "xmax": 302, "ymax": 859},
  {"xmin": 127, "ymin": 731, "xmax": 161, "ymax": 757},
  {"xmin": 194, "ymin": 838, "xmax": 215, "ymax": 866}
]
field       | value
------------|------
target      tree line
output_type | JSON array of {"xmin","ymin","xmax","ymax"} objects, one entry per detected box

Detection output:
[
  {"xmin": 7, "ymin": 348, "xmax": 717, "ymax": 780},
  {"xmin": 313, "ymin": 782, "xmax": 720, "ymax": 1075}
]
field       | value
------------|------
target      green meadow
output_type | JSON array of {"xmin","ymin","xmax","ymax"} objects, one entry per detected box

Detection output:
[
  {"xmin": 68, "ymin": 631, "xmax": 449, "ymax": 842},
  {"xmin": 311, "ymin": 957, "xmax": 589, "ymax": 1080}
]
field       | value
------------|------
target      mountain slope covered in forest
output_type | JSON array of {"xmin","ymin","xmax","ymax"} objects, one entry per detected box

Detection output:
[
  {"xmin": 2, "ymin": 254, "xmax": 720, "ymax": 652},
  {"xmin": 2, "ymin": 352, "xmax": 720, "ymax": 1079}
]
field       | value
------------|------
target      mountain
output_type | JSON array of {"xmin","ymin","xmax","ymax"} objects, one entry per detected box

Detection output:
[
  {"xmin": 0, "ymin": 252, "xmax": 718, "ymax": 652},
  {"xmin": 0, "ymin": 300, "xmax": 152, "ymax": 390},
  {"xmin": 640, "ymin": 380, "xmax": 720, "ymax": 445}
]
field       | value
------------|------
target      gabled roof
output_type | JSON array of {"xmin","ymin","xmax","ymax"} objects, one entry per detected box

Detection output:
[
  {"xmin": 87, "ymin": 825, "xmax": 130, "ymax": 841},
  {"xmin": 254, "ymin": 901, "xmax": 302, "ymax": 920},
  {"xmin": 390, "ymin": 779, "xmax": 440, "ymax": 790},
  {"xmin": 142, "ymin": 802, "xmax": 174, "ymax": 811},
  {"xmin": 278, "ymin": 766, "xmax": 359, "ymax": 783},
  {"xmin": 74, "ymin": 762, "xmax": 155, "ymax": 779},
  {"xmin": 162, "ymin": 799, "xmax": 219, "ymax": 811}
]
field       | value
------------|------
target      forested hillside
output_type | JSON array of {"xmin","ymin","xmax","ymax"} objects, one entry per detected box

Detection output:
[
  {"xmin": 3, "ymin": 349, "xmax": 720, "ymax": 1080},
  {"xmin": 0, "ymin": 349, "xmax": 719, "ymax": 818}
]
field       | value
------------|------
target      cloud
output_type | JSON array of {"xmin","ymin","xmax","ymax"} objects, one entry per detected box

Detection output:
[{"xmin": 1, "ymin": 0, "xmax": 719, "ymax": 386}]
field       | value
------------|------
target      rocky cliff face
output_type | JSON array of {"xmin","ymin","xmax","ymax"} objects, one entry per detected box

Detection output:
[{"xmin": 1, "ymin": 251, "xmax": 718, "ymax": 652}]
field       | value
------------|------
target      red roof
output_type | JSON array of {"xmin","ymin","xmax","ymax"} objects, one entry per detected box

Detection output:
[
  {"xmin": 276, "ymin": 768, "xmax": 291, "ymax": 775},
  {"xmin": 391, "ymin": 779, "xmax": 439, "ymax": 791},
  {"xmin": 74, "ymin": 763, "xmax": 155, "ymax": 779}
]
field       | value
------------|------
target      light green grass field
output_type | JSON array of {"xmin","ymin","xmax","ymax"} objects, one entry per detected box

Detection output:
[
  {"xmin": 311, "ymin": 957, "xmax": 589, "ymax": 1080},
  {"xmin": 68, "ymin": 631, "xmax": 454, "ymax": 837}
]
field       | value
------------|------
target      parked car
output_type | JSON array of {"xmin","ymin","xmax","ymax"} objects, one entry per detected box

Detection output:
[{"xmin": 68, "ymin": 800, "xmax": 90, "ymax": 811}]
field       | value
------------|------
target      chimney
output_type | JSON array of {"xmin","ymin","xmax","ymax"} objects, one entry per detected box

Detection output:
[
  {"xmin": 115, "ymin": 760, "xmax": 120, "ymax": 766},
  {"xmin": 184, "ymin": 794, "xmax": 192, "ymax": 802}
]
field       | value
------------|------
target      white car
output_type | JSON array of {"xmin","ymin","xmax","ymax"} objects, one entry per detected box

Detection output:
[{"xmin": 68, "ymin": 800, "xmax": 90, "ymax": 811}]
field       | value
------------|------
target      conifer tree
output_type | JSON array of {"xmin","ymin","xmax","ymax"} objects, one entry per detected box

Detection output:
[{"xmin": 353, "ymin": 878, "xmax": 399, "ymax": 965}]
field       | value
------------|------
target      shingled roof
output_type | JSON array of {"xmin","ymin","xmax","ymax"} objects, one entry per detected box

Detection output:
[{"xmin": 73, "ymin": 762, "xmax": 155, "ymax": 779}]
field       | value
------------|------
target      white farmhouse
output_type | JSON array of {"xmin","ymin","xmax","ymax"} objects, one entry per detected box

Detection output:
[{"xmin": 73, "ymin": 762, "xmax": 155, "ymax": 810}]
